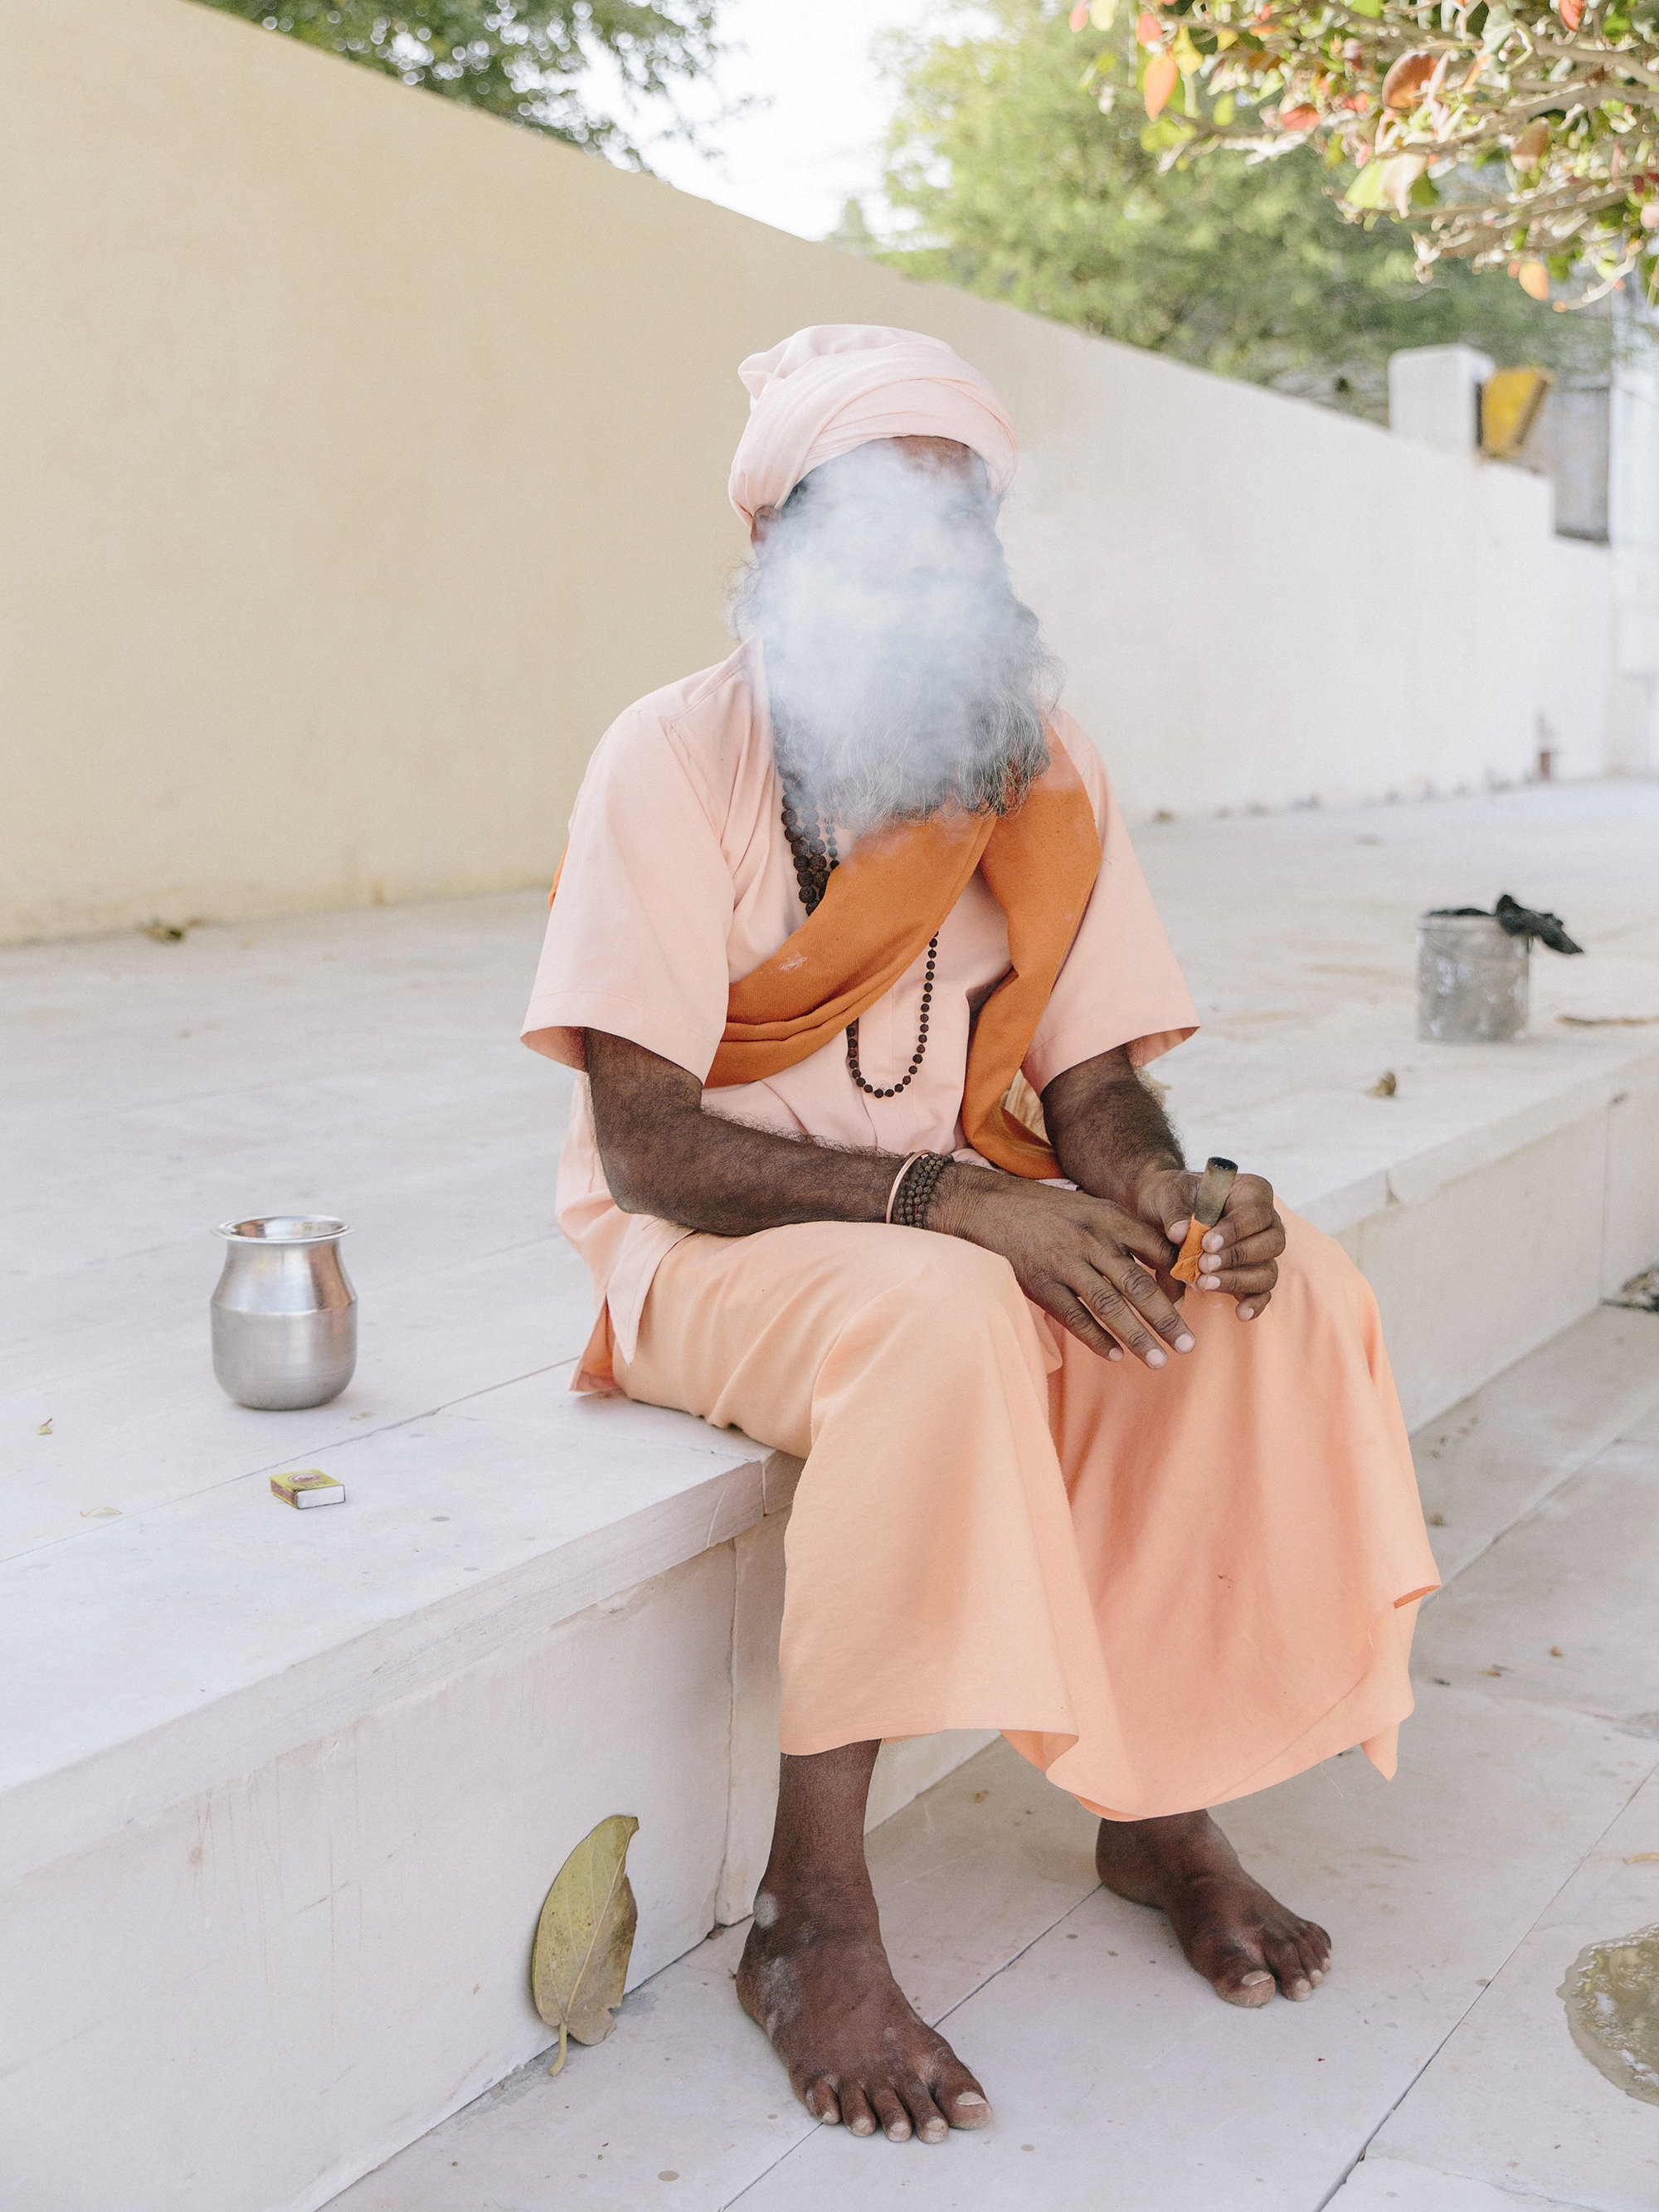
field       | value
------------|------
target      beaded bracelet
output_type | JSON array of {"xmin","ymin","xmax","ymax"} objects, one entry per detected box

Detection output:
[
  {"xmin": 892, "ymin": 1150, "xmax": 952, "ymax": 1231},
  {"xmin": 883, "ymin": 1151, "xmax": 927, "ymax": 1224}
]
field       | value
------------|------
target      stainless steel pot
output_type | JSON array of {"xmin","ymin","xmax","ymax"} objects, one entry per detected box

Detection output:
[{"xmin": 211, "ymin": 1216, "xmax": 357, "ymax": 1410}]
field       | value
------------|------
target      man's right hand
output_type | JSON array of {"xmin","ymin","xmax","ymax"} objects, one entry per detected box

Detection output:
[{"xmin": 933, "ymin": 1168, "xmax": 1197, "ymax": 1370}]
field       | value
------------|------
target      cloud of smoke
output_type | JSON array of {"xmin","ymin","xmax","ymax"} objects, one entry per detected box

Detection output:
[{"xmin": 730, "ymin": 439, "xmax": 1062, "ymax": 836}]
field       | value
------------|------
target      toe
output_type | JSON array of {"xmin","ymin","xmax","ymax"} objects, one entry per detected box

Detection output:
[
  {"xmin": 868, "ymin": 2085, "xmax": 912, "ymax": 2143},
  {"xmin": 1211, "ymin": 1951, "xmax": 1276, "ymax": 2007},
  {"xmin": 801, "ymin": 2078, "xmax": 841, "ymax": 2126},
  {"xmin": 1262, "ymin": 1931, "xmax": 1313, "ymax": 1999},
  {"xmin": 839, "ymin": 2085, "xmax": 879, "ymax": 2138},
  {"xmin": 936, "ymin": 2063, "xmax": 993, "ymax": 2130},
  {"xmin": 1297, "ymin": 1928, "xmax": 1331, "ymax": 1985},
  {"xmin": 902, "ymin": 2081, "xmax": 951, "ymax": 2145}
]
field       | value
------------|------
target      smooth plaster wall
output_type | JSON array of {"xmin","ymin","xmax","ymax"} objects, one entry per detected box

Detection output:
[{"xmin": 0, "ymin": 0, "xmax": 1607, "ymax": 944}]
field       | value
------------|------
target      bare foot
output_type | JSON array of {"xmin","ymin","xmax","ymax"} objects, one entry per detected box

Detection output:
[
  {"xmin": 737, "ymin": 1889, "xmax": 991, "ymax": 2142},
  {"xmin": 1096, "ymin": 1810, "xmax": 1331, "ymax": 2009}
]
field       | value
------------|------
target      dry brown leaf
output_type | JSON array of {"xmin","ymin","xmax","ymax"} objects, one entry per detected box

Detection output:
[
  {"xmin": 532, "ymin": 1813, "xmax": 640, "ymax": 2076},
  {"xmin": 1366, "ymin": 1070, "xmax": 1398, "ymax": 1098}
]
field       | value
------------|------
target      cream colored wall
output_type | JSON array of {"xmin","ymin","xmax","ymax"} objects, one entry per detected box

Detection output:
[{"xmin": 0, "ymin": 0, "xmax": 1608, "ymax": 944}]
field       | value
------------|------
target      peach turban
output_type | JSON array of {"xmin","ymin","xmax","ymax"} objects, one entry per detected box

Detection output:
[{"xmin": 727, "ymin": 324, "xmax": 1019, "ymax": 527}]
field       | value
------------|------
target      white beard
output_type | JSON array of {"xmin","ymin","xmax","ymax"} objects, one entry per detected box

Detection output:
[{"xmin": 732, "ymin": 466, "xmax": 1061, "ymax": 834}]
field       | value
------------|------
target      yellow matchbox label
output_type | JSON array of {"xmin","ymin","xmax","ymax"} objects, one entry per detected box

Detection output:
[{"xmin": 270, "ymin": 1470, "xmax": 345, "ymax": 1508}]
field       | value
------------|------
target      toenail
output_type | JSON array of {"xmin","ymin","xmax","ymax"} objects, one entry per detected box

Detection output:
[
  {"xmin": 1290, "ymin": 1979, "xmax": 1311, "ymax": 1999},
  {"xmin": 956, "ymin": 2093, "xmax": 987, "ymax": 2107},
  {"xmin": 921, "ymin": 2121, "xmax": 948, "ymax": 2142},
  {"xmin": 1241, "ymin": 1971, "xmax": 1272, "ymax": 1986}
]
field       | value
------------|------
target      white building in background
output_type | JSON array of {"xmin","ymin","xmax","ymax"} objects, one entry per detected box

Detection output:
[{"xmin": 1390, "ymin": 328, "xmax": 1659, "ymax": 778}]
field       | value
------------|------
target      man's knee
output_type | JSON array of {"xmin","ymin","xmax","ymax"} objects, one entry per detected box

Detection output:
[{"xmin": 1275, "ymin": 1213, "xmax": 1373, "ymax": 1326}]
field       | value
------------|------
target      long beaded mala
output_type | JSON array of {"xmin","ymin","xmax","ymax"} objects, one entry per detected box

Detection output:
[
  {"xmin": 778, "ymin": 771, "xmax": 951, "ymax": 1229},
  {"xmin": 778, "ymin": 779, "xmax": 938, "ymax": 1101}
]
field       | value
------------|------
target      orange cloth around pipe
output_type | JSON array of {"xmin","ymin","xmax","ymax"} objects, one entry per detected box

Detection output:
[{"xmin": 708, "ymin": 738, "xmax": 1101, "ymax": 1178}]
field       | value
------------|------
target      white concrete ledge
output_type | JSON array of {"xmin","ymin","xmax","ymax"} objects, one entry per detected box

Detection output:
[{"xmin": 0, "ymin": 1372, "xmax": 805, "ymax": 1885}]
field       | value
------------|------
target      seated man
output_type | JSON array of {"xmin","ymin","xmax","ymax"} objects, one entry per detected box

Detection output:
[{"xmin": 522, "ymin": 323, "xmax": 1438, "ymax": 2146}]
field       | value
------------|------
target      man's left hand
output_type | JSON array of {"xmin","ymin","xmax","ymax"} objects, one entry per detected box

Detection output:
[{"xmin": 1137, "ymin": 1165, "xmax": 1284, "ymax": 1320}]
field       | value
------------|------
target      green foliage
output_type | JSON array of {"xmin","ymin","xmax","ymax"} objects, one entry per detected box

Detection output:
[
  {"xmin": 1082, "ymin": 0, "xmax": 1659, "ymax": 302},
  {"xmin": 195, "ymin": 0, "xmax": 720, "ymax": 160},
  {"xmin": 873, "ymin": 0, "xmax": 1608, "ymax": 416}
]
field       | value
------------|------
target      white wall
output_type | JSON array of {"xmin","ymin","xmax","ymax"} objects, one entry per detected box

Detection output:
[
  {"xmin": 1540, "ymin": 537, "xmax": 1616, "ymax": 780},
  {"xmin": 0, "ymin": 0, "xmax": 1614, "ymax": 945}
]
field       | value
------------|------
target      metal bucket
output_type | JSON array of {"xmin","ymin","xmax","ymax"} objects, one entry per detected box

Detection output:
[
  {"xmin": 211, "ymin": 1215, "xmax": 357, "ymax": 1409},
  {"xmin": 1416, "ymin": 913, "xmax": 1530, "ymax": 1043}
]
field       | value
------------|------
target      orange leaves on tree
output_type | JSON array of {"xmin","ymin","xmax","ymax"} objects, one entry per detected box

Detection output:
[
  {"xmin": 1559, "ymin": 0, "xmax": 1584, "ymax": 27},
  {"xmin": 1279, "ymin": 103, "xmax": 1320, "ymax": 130},
  {"xmin": 1069, "ymin": 1, "xmax": 1090, "ymax": 28},
  {"xmin": 1143, "ymin": 50, "xmax": 1179, "ymax": 115},
  {"xmin": 1381, "ymin": 51, "xmax": 1437, "ymax": 111},
  {"xmin": 1136, "ymin": 12, "xmax": 1164, "ymax": 46}
]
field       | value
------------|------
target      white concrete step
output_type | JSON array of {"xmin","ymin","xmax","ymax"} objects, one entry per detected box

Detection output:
[
  {"xmin": 3, "ymin": 785, "xmax": 1657, "ymax": 2212},
  {"xmin": 315, "ymin": 1305, "xmax": 1659, "ymax": 2212}
]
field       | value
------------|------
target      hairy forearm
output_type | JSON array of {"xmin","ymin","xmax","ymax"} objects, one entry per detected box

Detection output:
[
  {"xmin": 608, "ymin": 1100, "xmax": 903, "ymax": 1236},
  {"xmin": 1042, "ymin": 1051, "xmax": 1184, "ymax": 1213},
  {"xmin": 586, "ymin": 1028, "xmax": 936, "ymax": 1237}
]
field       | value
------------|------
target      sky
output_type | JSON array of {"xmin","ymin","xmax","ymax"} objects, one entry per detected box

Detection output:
[{"xmin": 636, "ymin": 0, "xmax": 951, "ymax": 242}]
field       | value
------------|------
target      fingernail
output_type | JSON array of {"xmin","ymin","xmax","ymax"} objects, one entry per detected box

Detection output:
[
  {"xmin": 1204, "ymin": 1231, "xmax": 1224, "ymax": 1251},
  {"xmin": 1175, "ymin": 1333, "xmax": 1195, "ymax": 1352},
  {"xmin": 1238, "ymin": 1305, "xmax": 1255, "ymax": 1320},
  {"xmin": 1199, "ymin": 1278, "xmax": 1219, "ymax": 1291},
  {"xmin": 1107, "ymin": 1346, "xmax": 1124, "ymax": 1361},
  {"xmin": 1145, "ymin": 1347, "xmax": 1166, "ymax": 1367}
]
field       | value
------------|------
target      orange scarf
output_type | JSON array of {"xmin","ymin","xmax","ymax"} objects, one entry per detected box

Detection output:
[{"xmin": 711, "ymin": 736, "xmax": 1101, "ymax": 1177}]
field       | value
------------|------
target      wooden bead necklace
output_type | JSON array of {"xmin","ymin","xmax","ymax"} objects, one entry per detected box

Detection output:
[{"xmin": 779, "ymin": 780, "xmax": 938, "ymax": 1100}]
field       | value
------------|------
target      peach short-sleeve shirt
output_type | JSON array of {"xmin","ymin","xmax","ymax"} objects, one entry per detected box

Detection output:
[{"xmin": 523, "ymin": 642, "xmax": 1197, "ymax": 1364}]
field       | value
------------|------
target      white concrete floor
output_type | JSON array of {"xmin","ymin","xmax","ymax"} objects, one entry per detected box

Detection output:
[{"xmin": 324, "ymin": 1305, "xmax": 1659, "ymax": 2212}]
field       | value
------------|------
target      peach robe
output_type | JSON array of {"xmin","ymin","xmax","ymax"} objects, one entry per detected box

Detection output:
[{"xmin": 523, "ymin": 641, "xmax": 1440, "ymax": 1820}]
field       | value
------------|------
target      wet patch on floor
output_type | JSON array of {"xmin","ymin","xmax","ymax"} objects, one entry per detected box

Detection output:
[{"xmin": 1559, "ymin": 1923, "xmax": 1659, "ymax": 2106}]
